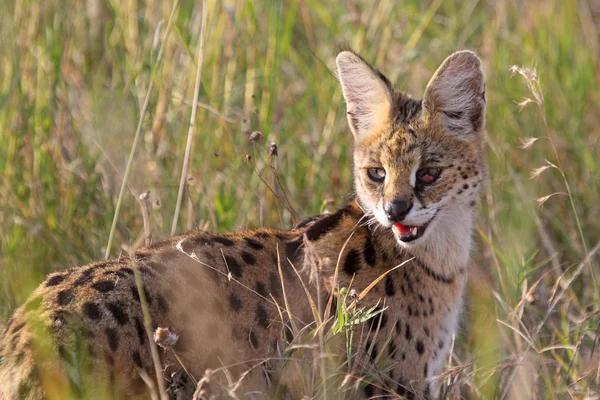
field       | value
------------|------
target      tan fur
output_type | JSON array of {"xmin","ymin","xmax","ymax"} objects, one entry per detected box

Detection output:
[{"xmin": 0, "ymin": 50, "xmax": 486, "ymax": 399}]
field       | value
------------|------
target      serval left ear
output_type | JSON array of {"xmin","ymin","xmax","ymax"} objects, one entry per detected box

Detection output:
[
  {"xmin": 422, "ymin": 50, "xmax": 486, "ymax": 141},
  {"xmin": 336, "ymin": 51, "xmax": 393, "ymax": 142}
]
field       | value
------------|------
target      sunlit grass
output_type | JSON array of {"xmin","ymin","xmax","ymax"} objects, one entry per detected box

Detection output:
[{"xmin": 0, "ymin": 0, "xmax": 598, "ymax": 397}]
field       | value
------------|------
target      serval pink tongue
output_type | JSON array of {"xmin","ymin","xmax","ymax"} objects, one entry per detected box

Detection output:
[{"xmin": 394, "ymin": 222, "xmax": 417, "ymax": 236}]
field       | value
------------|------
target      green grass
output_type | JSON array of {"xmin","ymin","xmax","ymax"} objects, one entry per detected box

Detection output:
[{"xmin": 1, "ymin": 0, "xmax": 599, "ymax": 397}]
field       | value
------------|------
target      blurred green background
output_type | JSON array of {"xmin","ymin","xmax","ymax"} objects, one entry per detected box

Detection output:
[{"xmin": 0, "ymin": 0, "xmax": 598, "ymax": 397}]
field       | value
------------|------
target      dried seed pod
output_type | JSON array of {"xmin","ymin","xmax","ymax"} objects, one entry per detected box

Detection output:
[
  {"xmin": 269, "ymin": 142, "xmax": 278, "ymax": 157},
  {"xmin": 249, "ymin": 130, "xmax": 263, "ymax": 142},
  {"xmin": 154, "ymin": 327, "xmax": 179, "ymax": 349},
  {"xmin": 139, "ymin": 190, "xmax": 150, "ymax": 201}
]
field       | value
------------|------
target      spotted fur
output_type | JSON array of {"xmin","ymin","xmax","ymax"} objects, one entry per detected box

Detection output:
[{"xmin": 0, "ymin": 50, "xmax": 486, "ymax": 399}]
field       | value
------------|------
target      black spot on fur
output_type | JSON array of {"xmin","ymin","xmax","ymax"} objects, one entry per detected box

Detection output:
[
  {"xmin": 256, "ymin": 305, "xmax": 269, "ymax": 329},
  {"xmin": 46, "ymin": 274, "xmax": 65, "ymax": 287},
  {"xmin": 415, "ymin": 258, "xmax": 455, "ymax": 284},
  {"xmin": 256, "ymin": 282, "xmax": 267, "ymax": 297},
  {"xmin": 103, "ymin": 269, "xmax": 130, "ymax": 279},
  {"xmin": 424, "ymin": 362, "xmax": 429, "ymax": 377},
  {"xmin": 365, "ymin": 340, "xmax": 378, "ymax": 360},
  {"xmin": 304, "ymin": 207, "xmax": 348, "ymax": 241},
  {"xmin": 56, "ymin": 290, "xmax": 74, "ymax": 306},
  {"xmin": 228, "ymin": 293, "xmax": 242, "ymax": 312},
  {"xmin": 371, "ymin": 309, "xmax": 387, "ymax": 330},
  {"xmin": 241, "ymin": 251, "xmax": 257, "ymax": 265},
  {"xmin": 244, "ymin": 237, "xmax": 264, "ymax": 250},
  {"xmin": 225, "ymin": 255, "xmax": 243, "ymax": 278},
  {"xmin": 105, "ymin": 327, "xmax": 119, "ymax": 351},
  {"xmin": 269, "ymin": 272, "xmax": 282, "ymax": 299},
  {"xmin": 134, "ymin": 317, "xmax": 146, "ymax": 345},
  {"xmin": 274, "ymin": 233, "xmax": 289, "ymax": 241},
  {"xmin": 405, "ymin": 324, "xmax": 413, "ymax": 341},
  {"xmin": 396, "ymin": 382, "xmax": 407, "ymax": 395},
  {"xmin": 408, "ymin": 305, "xmax": 413, "ymax": 316},
  {"xmin": 280, "ymin": 326, "xmax": 293, "ymax": 345},
  {"xmin": 106, "ymin": 302, "xmax": 128, "ymax": 325},
  {"xmin": 132, "ymin": 350, "xmax": 143, "ymax": 368},
  {"xmin": 343, "ymin": 249, "xmax": 361, "ymax": 275},
  {"xmin": 73, "ymin": 269, "xmax": 95, "ymax": 286},
  {"xmin": 388, "ymin": 341, "xmax": 397, "ymax": 358},
  {"xmin": 213, "ymin": 236, "xmax": 235, "ymax": 247},
  {"xmin": 83, "ymin": 302, "xmax": 102, "ymax": 320},
  {"xmin": 294, "ymin": 215, "xmax": 319, "ymax": 229},
  {"xmin": 395, "ymin": 320, "xmax": 402, "ymax": 335},
  {"xmin": 363, "ymin": 236, "xmax": 376, "ymax": 267},
  {"xmin": 385, "ymin": 275, "xmax": 396, "ymax": 296},
  {"xmin": 249, "ymin": 330, "xmax": 259, "ymax": 348},
  {"xmin": 438, "ymin": 339, "xmax": 444, "ymax": 349},
  {"xmin": 285, "ymin": 237, "xmax": 303, "ymax": 264},
  {"xmin": 416, "ymin": 340, "xmax": 425, "ymax": 355},
  {"xmin": 463, "ymin": 184, "xmax": 469, "ymax": 190},
  {"xmin": 131, "ymin": 285, "xmax": 140, "ymax": 302},
  {"xmin": 92, "ymin": 280, "xmax": 116, "ymax": 293}
]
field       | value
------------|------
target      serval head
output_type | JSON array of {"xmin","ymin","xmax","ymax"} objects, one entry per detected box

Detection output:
[{"xmin": 336, "ymin": 50, "xmax": 486, "ymax": 272}]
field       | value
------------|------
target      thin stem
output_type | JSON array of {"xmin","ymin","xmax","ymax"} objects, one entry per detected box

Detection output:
[
  {"xmin": 539, "ymin": 110, "xmax": 597, "ymax": 299},
  {"xmin": 105, "ymin": 0, "xmax": 180, "ymax": 259},
  {"xmin": 171, "ymin": 0, "xmax": 208, "ymax": 235}
]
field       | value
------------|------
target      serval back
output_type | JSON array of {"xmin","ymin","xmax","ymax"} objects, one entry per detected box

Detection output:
[{"xmin": 0, "ymin": 49, "xmax": 486, "ymax": 399}]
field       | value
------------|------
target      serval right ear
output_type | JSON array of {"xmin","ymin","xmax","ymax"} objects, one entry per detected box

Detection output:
[
  {"xmin": 422, "ymin": 50, "xmax": 486, "ymax": 141},
  {"xmin": 336, "ymin": 51, "xmax": 393, "ymax": 142}
]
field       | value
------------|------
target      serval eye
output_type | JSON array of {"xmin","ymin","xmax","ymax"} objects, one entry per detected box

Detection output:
[
  {"xmin": 367, "ymin": 168, "xmax": 386, "ymax": 182},
  {"xmin": 416, "ymin": 167, "xmax": 441, "ymax": 184}
]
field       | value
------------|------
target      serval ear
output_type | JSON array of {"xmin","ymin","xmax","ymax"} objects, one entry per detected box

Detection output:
[
  {"xmin": 422, "ymin": 50, "xmax": 486, "ymax": 141},
  {"xmin": 336, "ymin": 51, "xmax": 393, "ymax": 141}
]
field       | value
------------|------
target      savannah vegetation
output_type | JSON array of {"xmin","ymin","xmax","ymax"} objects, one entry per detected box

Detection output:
[{"xmin": 0, "ymin": 0, "xmax": 598, "ymax": 398}]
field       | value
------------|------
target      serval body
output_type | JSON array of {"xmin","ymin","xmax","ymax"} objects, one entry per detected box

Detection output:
[{"xmin": 0, "ymin": 50, "xmax": 486, "ymax": 399}]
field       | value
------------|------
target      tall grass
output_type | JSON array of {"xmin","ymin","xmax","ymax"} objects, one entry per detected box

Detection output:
[{"xmin": 1, "ymin": 0, "xmax": 598, "ymax": 397}]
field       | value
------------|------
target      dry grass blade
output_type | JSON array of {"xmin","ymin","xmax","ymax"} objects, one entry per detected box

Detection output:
[
  {"xmin": 324, "ymin": 231, "xmax": 355, "ymax": 322},
  {"xmin": 353, "ymin": 258, "xmax": 414, "ymax": 306},
  {"xmin": 276, "ymin": 243, "xmax": 299, "ymax": 336},
  {"xmin": 132, "ymin": 260, "xmax": 168, "ymax": 400}
]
